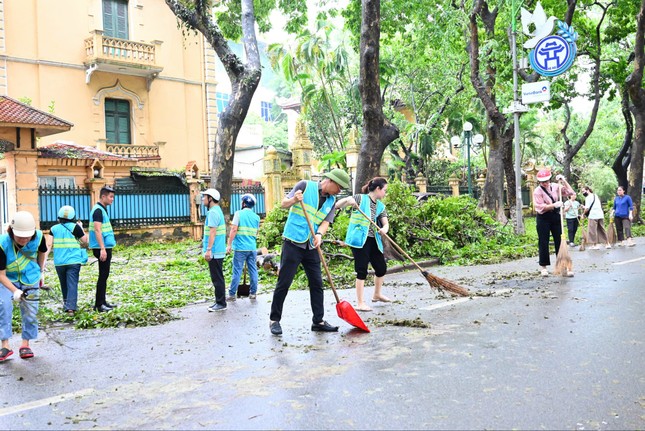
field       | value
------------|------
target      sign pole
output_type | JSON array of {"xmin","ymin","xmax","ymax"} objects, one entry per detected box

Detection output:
[{"xmin": 511, "ymin": 0, "xmax": 525, "ymax": 234}]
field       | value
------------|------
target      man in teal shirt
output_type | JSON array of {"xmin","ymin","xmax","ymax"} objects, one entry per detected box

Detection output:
[{"xmin": 202, "ymin": 188, "xmax": 227, "ymax": 312}]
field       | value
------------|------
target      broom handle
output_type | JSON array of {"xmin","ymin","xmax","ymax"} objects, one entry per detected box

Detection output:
[
  {"xmin": 353, "ymin": 205, "xmax": 426, "ymax": 274},
  {"xmin": 299, "ymin": 202, "xmax": 341, "ymax": 303},
  {"xmin": 558, "ymin": 182, "xmax": 565, "ymax": 232}
]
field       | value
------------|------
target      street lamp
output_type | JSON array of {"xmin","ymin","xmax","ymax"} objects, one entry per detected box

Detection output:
[{"xmin": 452, "ymin": 122, "xmax": 484, "ymax": 197}]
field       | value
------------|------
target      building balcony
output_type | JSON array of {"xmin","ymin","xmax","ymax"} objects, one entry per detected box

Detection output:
[
  {"xmin": 106, "ymin": 144, "xmax": 160, "ymax": 160},
  {"xmin": 84, "ymin": 30, "xmax": 163, "ymax": 85}
]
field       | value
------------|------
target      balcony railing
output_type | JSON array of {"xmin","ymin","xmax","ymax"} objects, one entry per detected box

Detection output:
[
  {"xmin": 85, "ymin": 32, "xmax": 157, "ymax": 67},
  {"xmin": 107, "ymin": 144, "xmax": 160, "ymax": 159},
  {"xmin": 84, "ymin": 31, "xmax": 163, "ymax": 84}
]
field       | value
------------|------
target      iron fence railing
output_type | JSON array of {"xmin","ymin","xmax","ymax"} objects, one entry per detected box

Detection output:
[
  {"xmin": 39, "ymin": 186, "xmax": 92, "ymax": 230},
  {"xmin": 111, "ymin": 185, "xmax": 190, "ymax": 228}
]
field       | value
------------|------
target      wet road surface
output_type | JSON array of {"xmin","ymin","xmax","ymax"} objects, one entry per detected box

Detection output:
[{"xmin": 1, "ymin": 240, "xmax": 644, "ymax": 429}]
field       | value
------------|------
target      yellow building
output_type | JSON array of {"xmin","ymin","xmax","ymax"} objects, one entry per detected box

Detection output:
[{"xmin": 0, "ymin": 0, "xmax": 216, "ymax": 172}]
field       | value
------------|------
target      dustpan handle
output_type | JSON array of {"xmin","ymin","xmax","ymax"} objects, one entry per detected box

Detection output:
[{"xmin": 299, "ymin": 202, "xmax": 341, "ymax": 303}]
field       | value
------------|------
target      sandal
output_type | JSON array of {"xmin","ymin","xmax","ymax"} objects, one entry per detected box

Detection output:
[
  {"xmin": 372, "ymin": 296, "xmax": 392, "ymax": 303},
  {"xmin": 19, "ymin": 347, "xmax": 34, "ymax": 359},
  {"xmin": 0, "ymin": 347, "xmax": 13, "ymax": 361},
  {"xmin": 356, "ymin": 305, "xmax": 372, "ymax": 312}
]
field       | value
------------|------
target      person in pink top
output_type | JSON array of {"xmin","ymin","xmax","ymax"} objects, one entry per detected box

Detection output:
[{"xmin": 532, "ymin": 169, "xmax": 575, "ymax": 276}]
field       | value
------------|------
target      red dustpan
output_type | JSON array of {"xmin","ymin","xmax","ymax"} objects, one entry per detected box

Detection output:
[{"xmin": 300, "ymin": 203, "xmax": 370, "ymax": 332}]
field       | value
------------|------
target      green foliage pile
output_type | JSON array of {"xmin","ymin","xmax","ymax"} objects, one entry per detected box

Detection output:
[{"xmin": 380, "ymin": 180, "xmax": 535, "ymax": 265}]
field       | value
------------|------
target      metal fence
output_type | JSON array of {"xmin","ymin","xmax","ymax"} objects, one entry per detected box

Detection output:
[
  {"xmin": 111, "ymin": 185, "xmax": 191, "ymax": 228},
  {"xmin": 39, "ymin": 186, "xmax": 92, "ymax": 230},
  {"xmin": 38, "ymin": 184, "xmax": 191, "ymax": 230},
  {"xmin": 200, "ymin": 184, "xmax": 266, "ymax": 218}
]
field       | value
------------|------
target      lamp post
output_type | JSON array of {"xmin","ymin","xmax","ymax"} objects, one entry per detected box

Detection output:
[{"xmin": 452, "ymin": 122, "xmax": 484, "ymax": 197}]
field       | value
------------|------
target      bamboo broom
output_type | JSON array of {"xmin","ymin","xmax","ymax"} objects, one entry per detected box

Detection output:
[
  {"xmin": 579, "ymin": 216, "xmax": 588, "ymax": 251},
  {"xmin": 607, "ymin": 215, "xmax": 617, "ymax": 246},
  {"xmin": 554, "ymin": 183, "xmax": 573, "ymax": 277},
  {"xmin": 353, "ymin": 206, "xmax": 469, "ymax": 296}
]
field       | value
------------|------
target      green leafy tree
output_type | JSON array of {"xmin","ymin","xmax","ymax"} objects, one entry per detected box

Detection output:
[{"xmin": 165, "ymin": 0, "xmax": 306, "ymax": 215}]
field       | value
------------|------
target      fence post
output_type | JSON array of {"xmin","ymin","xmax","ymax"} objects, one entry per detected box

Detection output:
[
  {"xmin": 263, "ymin": 146, "xmax": 282, "ymax": 213},
  {"xmin": 415, "ymin": 173, "xmax": 427, "ymax": 194},
  {"xmin": 448, "ymin": 174, "xmax": 460, "ymax": 197},
  {"xmin": 84, "ymin": 179, "xmax": 108, "ymax": 206}
]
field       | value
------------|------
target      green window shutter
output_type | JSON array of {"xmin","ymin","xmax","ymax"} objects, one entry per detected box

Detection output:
[
  {"xmin": 102, "ymin": 0, "xmax": 128, "ymax": 39},
  {"xmin": 105, "ymin": 98, "xmax": 131, "ymax": 144}
]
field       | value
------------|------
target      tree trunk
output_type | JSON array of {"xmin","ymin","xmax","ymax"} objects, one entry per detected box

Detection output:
[
  {"xmin": 357, "ymin": 0, "xmax": 399, "ymax": 194},
  {"xmin": 165, "ymin": 0, "xmax": 261, "ymax": 216},
  {"xmin": 468, "ymin": 1, "xmax": 510, "ymax": 222},
  {"xmin": 612, "ymin": 84, "xmax": 633, "ymax": 189},
  {"xmin": 626, "ymin": 0, "xmax": 645, "ymax": 221}
]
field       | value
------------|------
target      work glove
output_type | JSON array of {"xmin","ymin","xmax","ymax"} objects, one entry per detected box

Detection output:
[
  {"xmin": 555, "ymin": 174, "xmax": 565, "ymax": 181},
  {"xmin": 553, "ymin": 201, "xmax": 563, "ymax": 208},
  {"xmin": 13, "ymin": 289, "xmax": 24, "ymax": 302}
]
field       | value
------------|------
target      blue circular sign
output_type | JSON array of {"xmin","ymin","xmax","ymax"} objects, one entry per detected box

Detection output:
[{"xmin": 529, "ymin": 35, "xmax": 577, "ymax": 77}]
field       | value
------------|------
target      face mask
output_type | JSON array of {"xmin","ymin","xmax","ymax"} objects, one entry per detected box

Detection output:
[{"xmin": 582, "ymin": 192, "xmax": 588, "ymax": 197}]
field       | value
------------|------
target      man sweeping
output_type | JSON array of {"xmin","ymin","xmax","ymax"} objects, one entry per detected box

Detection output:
[{"xmin": 268, "ymin": 169, "xmax": 350, "ymax": 336}]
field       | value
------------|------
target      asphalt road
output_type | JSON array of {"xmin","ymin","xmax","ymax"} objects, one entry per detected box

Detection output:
[{"xmin": 1, "ymin": 240, "xmax": 644, "ymax": 430}]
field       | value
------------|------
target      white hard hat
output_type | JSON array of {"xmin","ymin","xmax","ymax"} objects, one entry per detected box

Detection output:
[
  {"xmin": 201, "ymin": 188, "xmax": 220, "ymax": 201},
  {"xmin": 11, "ymin": 211, "xmax": 36, "ymax": 237}
]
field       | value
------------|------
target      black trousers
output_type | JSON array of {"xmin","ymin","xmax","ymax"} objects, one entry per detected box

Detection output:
[
  {"xmin": 207, "ymin": 258, "xmax": 226, "ymax": 306},
  {"xmin": 270, "ymin": 240, "xmax": 324, "ymax": 324},
  {"xmin": 536, "ymin": 211, "xmax": 562, "ymax": 267},
  {"xmin": 566, "ymin": 217, "xmax": 579, "ymax": 244},
  {"xmin": 92, "ymin": 248, "xmax": 112, "ymax": 308},
  {"xmin": 351, "ymin": 236, "xmax": 387, "ymax": 280}
]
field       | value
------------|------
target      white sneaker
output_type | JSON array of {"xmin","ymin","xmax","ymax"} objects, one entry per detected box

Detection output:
[
  {"xmin": 627, "ymin": 238, "xmax": 635, "ymax": 247},
  {"xmin": 540, "ymin": 268, "xmax": 549, "ymax": 277},
  {"xmin": 565, "ymin": 269, "xmax": 574, "ymax": 277},
  {"xmin": 605, "ymin": 244, "xmax": 612, "ymax": 249},
  {"xmin": 590, "ymin": 245, "xmax": 601, "ymax": 250}
]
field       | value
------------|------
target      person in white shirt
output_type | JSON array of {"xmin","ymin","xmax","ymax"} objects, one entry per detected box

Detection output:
[{"xmin": 581, "ymin": 186, "xmax": 610, "ymax": 250}]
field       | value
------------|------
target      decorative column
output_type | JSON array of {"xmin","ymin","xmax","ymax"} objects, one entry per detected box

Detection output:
[
  {"xmin": 263, "ymin": 146, "xmax": 282, "ymax": 213},
  {"xmin": 415, "ymin": 173, "xmax": 427, "ymax": 194},
  {"xmin": 524, "ymin": 162, "xmax": 538, "ymax": 215},
  {"xmin": 5, "ymin": 149, "xmax": 39, "ymax": 223},
  {"xmin": 291, "ymin": 119, "xmax": 313, "ymax": 179},
  {"xmin": 448, "ymin": 174, "xmax": 460, "ymax": 197},
  {"xmin": 345, "ymin": 126, "xmax": 360, "ymax": 192}
]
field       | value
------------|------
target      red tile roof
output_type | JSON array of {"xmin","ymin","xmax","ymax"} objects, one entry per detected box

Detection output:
[
  {"xmin": 39, "ymin": 141, "xmax": 131, "ymax": 161},
  {"xmin": 0, "ymin": 96, "xmax": 73, "ymax": 135}
]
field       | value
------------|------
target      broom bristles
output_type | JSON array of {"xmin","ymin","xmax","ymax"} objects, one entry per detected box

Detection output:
[
  {"xmin": 579, "ymin": 221, "xmax": 588, "ymax": 251},
  {"xmin": 554, "ymin": 235, "xmax": 573, "ymax": 276},
  {"xmin": 422, "ymin": 271, "xmax": 469, "ymax": 296},
  {"xmin": 608, "ymin": 220, "xmax": 617, "ymax": 245}
]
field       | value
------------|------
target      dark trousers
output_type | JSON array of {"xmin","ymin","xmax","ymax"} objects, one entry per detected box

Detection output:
[
  {"xmin": 92, "ymin": 248, "xmax": 112, "ymax": 308},
  {"xmin": 566, "ymin": 217, "xmax": 579, "ymax": 244},
  {"xmin": 270, "ymin": 240, "xmax": 324, "ymax": 324},
  {"xmin": 351, "ymin": 236, "xmax": 387, "ymax": 280},
  {"xmin": 207, "ymin": 258, "xmax": 226, "ymax": 306},
  {"xmin": 536, "ymin": 211, "xmax": 562, "ymax": 267},
  {"xmin": 615, "ymin": 217, "xmax": 632, "ymax": 241}
]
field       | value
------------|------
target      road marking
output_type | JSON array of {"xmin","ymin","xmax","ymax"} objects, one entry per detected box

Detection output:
[
  {"xmin": 612, "ymin": 256, "xmax": 645, "ymax": 266},
  {"xmin": 419, "ymin": 288, "xmax": 512, "ymax": 311},
  {"xmin": 420, "ymin": 297, "xmax": 472, "ymax": 311},
  {"xmin": 0, "ymin": 388, "xmax": 94, "ymax": 417}
]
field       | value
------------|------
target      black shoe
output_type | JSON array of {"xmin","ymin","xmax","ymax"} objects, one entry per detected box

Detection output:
[
  {"xmin": 270, "ymin": 321, "xmax": 282, "ymax": 335},
  {"xmin": 93, "ymin": 305, "xmax": 112, "ymax": 313},
  {"xmin": 311, "ymin": 321, "xmax": 339, "ymax": 332}
]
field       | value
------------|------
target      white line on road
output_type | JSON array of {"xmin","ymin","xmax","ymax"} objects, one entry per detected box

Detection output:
[
  {"xmin": 0, "ymin": 388, "xmax": 94, "ymax": 417},
  {"xmin": 612, "ymin": 256, "xmax": 645, "ymax": 266},
  {"xmin": 420, "ymin": 297, "xmax": 472, "ymax": 311},
  {"xmin": 419, "ymin": 288, "xmax": 512, "ymax": 311}
]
